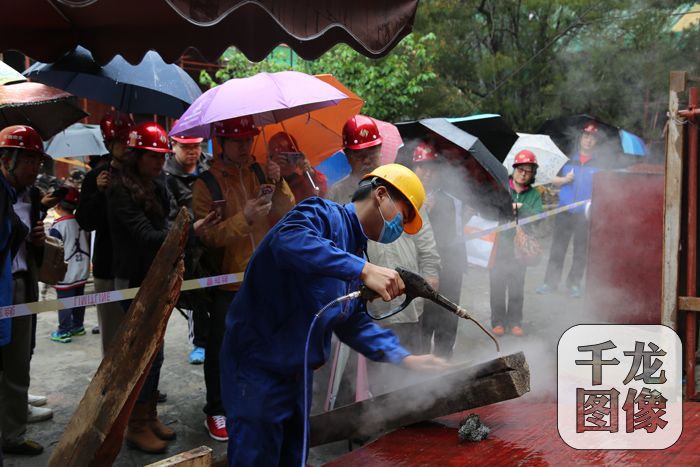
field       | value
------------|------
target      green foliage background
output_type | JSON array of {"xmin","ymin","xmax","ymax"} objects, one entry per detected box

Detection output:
[{"xmin": 201, "ymin": 0, "xmax": 699, "ymax": 142}]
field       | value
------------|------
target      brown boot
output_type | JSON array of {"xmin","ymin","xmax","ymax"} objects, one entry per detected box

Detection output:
[
  {"xmin": 148, "ymin": 393, "xmax": 176, "ymax": 441},
  {"xmin": 126, "ymin": 402, "xmax": 168, "ymax": 454}
]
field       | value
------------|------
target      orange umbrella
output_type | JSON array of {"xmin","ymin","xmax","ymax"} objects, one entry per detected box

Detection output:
[{"xmin": 249, "ymin": 74, "xmax": 364, "ymax": 166}]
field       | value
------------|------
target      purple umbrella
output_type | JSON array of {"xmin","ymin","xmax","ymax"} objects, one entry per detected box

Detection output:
[{"xmin": 171, "ymin": 71, "xmax": 349, "ymax": 138}]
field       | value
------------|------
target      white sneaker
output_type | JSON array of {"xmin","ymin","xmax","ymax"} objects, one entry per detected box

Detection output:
[
  {"xmin": 28, "ymin": 393, "xmax": 47, "ymax": 407},
  {"xmin": 27, "ymin": 404, "xmax": 53, "ymax": 423}
]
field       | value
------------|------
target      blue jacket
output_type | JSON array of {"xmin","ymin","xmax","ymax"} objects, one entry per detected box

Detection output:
[
  {"xmin": 558, "ymin": 153, "xmax": 600, "ymax": 214},
  {"xmin": 0, "ymin": 174, "xmax": 15, "ymax": 346},
  {"xmin": 221, "ymin": 197, "xmax": 410, "ymax": 376}
]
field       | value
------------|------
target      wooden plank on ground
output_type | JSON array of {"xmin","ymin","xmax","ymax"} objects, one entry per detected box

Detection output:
[
  {"xmin": 309, "ymin": 351, "xmax": 529, "ymax": 446},
  {"xmin": 46, "ymin": 208, "xmax": 191, "ymax": 467},
  {"xmin": 662, "ymin": 71, "xmax": 687, "ymax": 329},
  {"xmin": 146, "ymin": 446, "xmax": 213, "ymax": 467}
]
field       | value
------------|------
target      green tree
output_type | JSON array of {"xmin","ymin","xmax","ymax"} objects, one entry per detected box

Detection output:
[
  {"xmin": 200, "ymin": 34, "xmax": 438, "ymax": 122},
  {"xmin": 200, "ymin": 0, "xmax": 698, "ymax": 142},
  {"xmin": 413, "ymin": 0, "xmax": 696, "ymax": 139}
]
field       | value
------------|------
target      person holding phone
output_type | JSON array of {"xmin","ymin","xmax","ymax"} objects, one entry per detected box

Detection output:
[
  {"xmin": 191, "ymin": 115, "xmax": 295, "ymax": 442},
  {"xmin": 108, "ymin": 122, "xmax": 217, "ymax": 454},
  {"xmin": 164, "ymin": 128, "xmax": 210, "ymax": 366},
  {"xmin": 267, "ymin": 131, "xmax": 328, "ymax": 201},
  {"xmin": 76, "ymin": 111, "xmax": 135, "ymax": 354},
  {"xmin": 0, "ymin": 125, "xmax": 52, "ymax": 456}
]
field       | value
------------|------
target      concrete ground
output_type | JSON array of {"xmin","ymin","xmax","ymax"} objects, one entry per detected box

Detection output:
[{"xmin": 3, "ymin": 232, "xmax": 589, "ymax": 466}]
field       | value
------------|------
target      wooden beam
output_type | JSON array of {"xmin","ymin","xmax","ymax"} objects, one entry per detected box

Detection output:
[
  {"xmin": 662, "ymin": 71, "xmax": 687, "ymax": 329},
  {"xmin": 679, "ymin": 296, "xmax": 700, "ymax": 312},
  {"xmin": 309, "ymin": 352, "xmax": 529, "ymax": 446},
  {"xmin": 146, "ymin": 446, "xmax": 213, "ymax": 467},
  {"xmin": 46, "ymin": 208, "xmax": 191, "ymax": 467}
]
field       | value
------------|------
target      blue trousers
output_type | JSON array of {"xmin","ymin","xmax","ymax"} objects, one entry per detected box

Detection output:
[
  {"xmin": 56, "ymin": 286, "xmax": 85, "ymax": 333},
  {"xmin": 221, "ymin": 357, "xmax": 309, "ymax": 467}
]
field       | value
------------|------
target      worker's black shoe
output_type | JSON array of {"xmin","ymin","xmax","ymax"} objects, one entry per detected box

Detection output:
[
  {"xmin": 157, "ymin": 391, "xmax": 167, "ymax": 403},
  {"xmin": 2, "ymin": 438, "xmax": 44, "ymax": 456}
]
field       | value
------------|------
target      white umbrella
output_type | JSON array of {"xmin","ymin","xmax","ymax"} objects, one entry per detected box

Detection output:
[
  {"xmin": 503, "ymin": 132, "xmax": 568, "ymax": 186},
  {"xmin": 0, "ymin": 60, "xmax": 26, "ymax": 85},
  {"xmin": 45, "ymin": 123, "xmax": 108, "ymax": 158}
]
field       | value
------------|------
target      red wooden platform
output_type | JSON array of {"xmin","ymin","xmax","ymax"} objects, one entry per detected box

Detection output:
[{"xmin": 325, "ymin": 399, "xmax": 700, "ymax": 466}]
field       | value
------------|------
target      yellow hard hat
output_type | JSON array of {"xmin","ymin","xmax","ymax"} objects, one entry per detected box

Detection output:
[{"xmin": 363, "ymin": 163, "xmax": 425, "ymax": 234}]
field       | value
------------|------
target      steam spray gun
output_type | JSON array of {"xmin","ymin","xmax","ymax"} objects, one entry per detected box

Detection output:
[
  {"xmin": 301, "ymin": 267, "xmax": 500, "ymax": 466},
  {"xmin": 356, "ymin": 267, "xmax": 500, "ymax": 353}
]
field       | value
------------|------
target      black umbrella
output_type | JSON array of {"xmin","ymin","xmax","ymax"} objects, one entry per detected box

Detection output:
[
  {"xmin": 449, "ymin": 114, "xmax": 518, "ymax": 163},
  {"xmin": 537, "ymin": 114, "xmax": 633, "ymax": 168},
  {"xmin": 396, "ymin": 118, "xmax": 512, "ymax": 220},
  {"xmin": 24, "ymin": 46, "xmax": 202, "ymax": 118}
]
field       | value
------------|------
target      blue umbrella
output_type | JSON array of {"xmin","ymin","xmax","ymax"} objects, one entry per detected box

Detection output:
[
  {"xmin": 619, "ymin": 129, "xmax": 647, "ymax": 157},
  {"xmin": 24, "ymin": 46, "xmax": 201, "ymax": 118},
  {"xmin": 45, "ymin": 123, "xmax": 108, "ymax": 158}
]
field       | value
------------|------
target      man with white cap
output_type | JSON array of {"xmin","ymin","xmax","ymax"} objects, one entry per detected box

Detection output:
[{"xmin": 165, "ymin": 127, "xmax": 210, "ymax": 365}]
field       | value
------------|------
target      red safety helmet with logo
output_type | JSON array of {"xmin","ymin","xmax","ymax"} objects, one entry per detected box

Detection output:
[
  {"xmin": 343, "ymin": 115, "xmax": 383, "ymax": 150},
  {"xmin": 512, "ymin": 149, "xmax": 539, "ymax": 168},
  {"xmin": 127, "ymin": 122, "xmax": 171, "ymax": 153},
  {"xmin": 213, "ymin": 116, "xmax": 260, "ymax": 139},
  {"xmin": 100, "ymin": 111, "xmax": 135, "ymax": 143},
  {"xmin": 0, "ymin": 125, "xmax": 48, "ymax": 157},
  {"xmin": 412, "ymin": 142, "xmax": 439, "ymax": 163},
  {"xmin": 582, "ymin": 121, "xmax": 598, "ymax": 133},
  {"xmin": 171, "ymin": 119, "xmax": 204, "ymax": 144}
]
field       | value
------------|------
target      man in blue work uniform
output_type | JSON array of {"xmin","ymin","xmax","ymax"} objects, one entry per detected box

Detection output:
[{"xmin": 220, "ymin": 163, "xmax": 450, "ymax": 466}]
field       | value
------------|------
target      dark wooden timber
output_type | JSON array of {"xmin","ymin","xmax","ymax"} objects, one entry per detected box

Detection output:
[
  {"xmin": 310, "ymin": 351, "xmax": 530, "ymax": 446},
  {"xmin": 47, "ymin": 208, "xmax": 190, "ymax": 467}
]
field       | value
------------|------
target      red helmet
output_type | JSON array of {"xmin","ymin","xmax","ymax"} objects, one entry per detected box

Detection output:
[
  {"xmin": 170, "ymin": 119, "xmax": 204, "ymax": 144},
  {"xmin": 582, "ymin": 121, "xmax": 598, "ymax": 133},
  {"xmin": 412, "ymin": 142, "xmax": 439, "ymax": 163},
  {"xmin": 0, "ymin": 125, "xmax": 47, "ymax": 156},
  {"xmin": 127, "ymin": 122, "xmax": 171, "ymax": 153},
  {"xmin": 343, "ymin": 115, "xmax": 382, "ymax": 150},
  {"xmin": 213, "ymin": 116, "xmax": 260, "ymax": 139},
  {"xmin": 268, "ymin": 132, "xmax": 299, "ymax": 153},
  {"xmin": 100, "ymin": 111, "xmax": 135, "ymax": 143},
  {"xmin": 512, "ymin": 149, "xmax": 539, "ymax": 167},
  {"xmin": 60, "ymin": 186, "xmax": 80, "ymax": 207}
]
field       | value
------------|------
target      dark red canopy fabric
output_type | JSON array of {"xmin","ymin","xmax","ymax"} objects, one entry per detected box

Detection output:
[{"xmin": 1, "ymin": 0, "xmax": 419, "ymax": 64}]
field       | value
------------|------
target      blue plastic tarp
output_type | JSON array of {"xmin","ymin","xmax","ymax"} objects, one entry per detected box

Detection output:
[{"xmin": 315, "ymin": 150, "xmax": 351, "ymax": 187}]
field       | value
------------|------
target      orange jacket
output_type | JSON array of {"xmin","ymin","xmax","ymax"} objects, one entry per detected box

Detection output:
[{"xmin": 191, "ymin": 157, "xmax": 295, "ymax": 291}]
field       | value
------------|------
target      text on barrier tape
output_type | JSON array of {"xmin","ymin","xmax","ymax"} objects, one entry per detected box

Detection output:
[
  {"xmin": 463, "ymin": 200, "xmax": 589, "ymax": 241},
  {"xmin": 0, "ymin": 273, "xmax": 245, "ymax": 320},
  {"xmin": 2, "ymin": 200, "xmax": 590, "ymax": 320}
]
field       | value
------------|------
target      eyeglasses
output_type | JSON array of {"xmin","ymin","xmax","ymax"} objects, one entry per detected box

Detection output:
[{"xmin": 515, "ymin": 167, "xmax": 534, "ymax": 175}]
